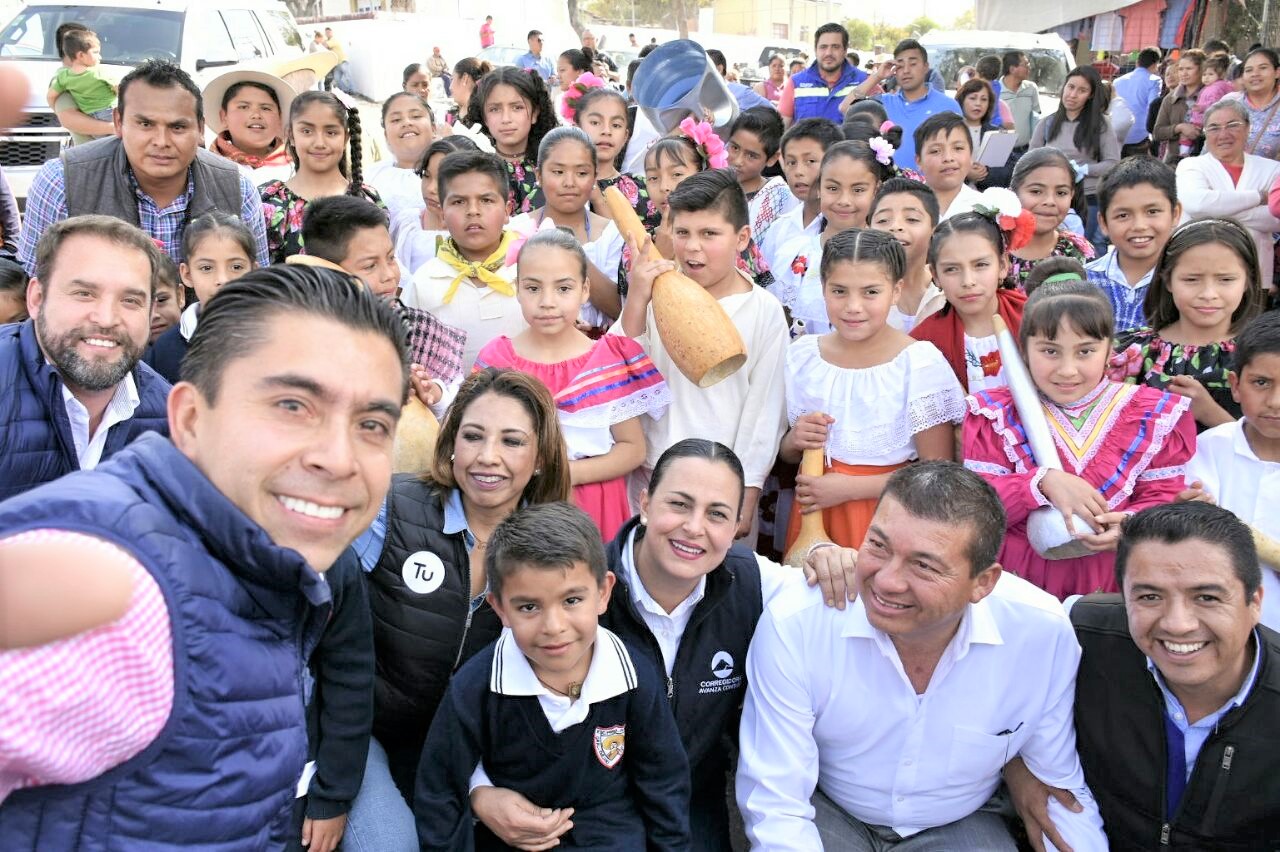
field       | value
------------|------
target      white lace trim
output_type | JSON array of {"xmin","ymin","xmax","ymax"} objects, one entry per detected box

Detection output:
[
  {"xmin": 787, "ymin": 387, "xmax": 965, "ymax": 462},
  {"xmin": 559, "ymin": 385, "xmax": 672, "ymax": 429}
]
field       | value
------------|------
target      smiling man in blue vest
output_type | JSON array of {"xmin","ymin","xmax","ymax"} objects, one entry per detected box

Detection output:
[
  {"xmin": 0, "ymin": 265, "xmax": 408, "ymax": 850},
  {"xmin": 0, "ymin": 216, "xmax": 171, "ymax": 501},
  {"xmin": 778, "ymin": 23, "xmax": 869, "ymax": 128}
]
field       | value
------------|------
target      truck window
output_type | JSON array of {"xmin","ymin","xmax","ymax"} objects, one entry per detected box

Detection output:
[
  {"xmin": 194, "ymin": 9, "xmax": 237, "ymax": 62},
  {"xmin": 220, "ymin": 8, "xmax": 269, "ymax": 61},
  {"xmin": 260, "ymin": 10, "xmax": 303, "ymax": 55},
  {"xmin": 0, "ymin": 5, "xmax": 182, "ymax": 63}
]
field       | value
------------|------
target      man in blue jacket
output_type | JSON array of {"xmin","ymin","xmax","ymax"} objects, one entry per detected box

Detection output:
[
  {"xmin": 779, "ymin": 22, "xmax": 868, "ymax": 127},
  {"xmin": 0, "ymin": 265, "xmax": 408, "ymax": 851},
  {"xmin": 0, "ymin": 215, "xmax": 171, "ymax": 500}
]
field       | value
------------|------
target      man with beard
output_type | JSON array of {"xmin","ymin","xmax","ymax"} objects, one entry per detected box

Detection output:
[
  {"xmin": 778, "ymin": 23, "xmax": 869, "ymax": 127},
  {"xmin": 0, "ymin": 215, "xmax": 171, "ymax": 500}
]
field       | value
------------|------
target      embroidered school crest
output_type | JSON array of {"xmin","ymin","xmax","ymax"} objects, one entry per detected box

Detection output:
[{"xmin": 593, "ymin": 724, "xmax": 625, "ymax": 769}]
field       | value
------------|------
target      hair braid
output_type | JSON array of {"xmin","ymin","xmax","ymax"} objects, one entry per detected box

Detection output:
[{"xmin": 346, "ymin": 108, "xmax": 364, "ymax": 195}]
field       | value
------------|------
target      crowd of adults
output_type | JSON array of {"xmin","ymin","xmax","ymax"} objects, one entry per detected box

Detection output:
[{"xmin": 0, "ymin": 15, "xmax": 1278, "ymax": 852}]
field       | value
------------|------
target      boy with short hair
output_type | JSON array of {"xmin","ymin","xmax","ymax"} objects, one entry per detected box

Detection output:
[
  {"xmin": 303, "ymin": 194, "xmax": 466, "ymax": 414},
  {"xmin": 1086, "ymin": 156, "xmax": 1181, "ymax": 332},
  {"xmin": 913, "ymin": 112, "xmax": 983, "ymax": 220},
  {"xmin": 761, "ymin": 117, "xmax": 843, "ymax": 273},
  {"xmin": 868, "ymin": 177, "xmax": 946, "ymax": 330},
  {"xmin": 148, "ymin": 252, "xmax": 184, "ymax": 344},
  {"xmin": 415, "ymin": 502, "xmax": 691, "ymax": 851},
  {"xmin": 620, "ymin": 169, "xmax": 788, "ymax": 537},
  {"xmin": 47, "ymin": 28, "xmax": 116, "ymax": 132},
  {"xmin": 399, "ymin": 150, "xmax": 522, "ymax": 369},
  {"xmin": 1187, "ymin": 311, "xmax": 1280, "ymax": 632},
  {"xmin": 727, "ymin": 106, "xmax": 796, "ymax": 245}
]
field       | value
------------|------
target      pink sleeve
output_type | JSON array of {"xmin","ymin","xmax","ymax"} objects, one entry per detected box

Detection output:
[
  {"xmin": 998, "ymin": 99, "xmax": 1014, "ymax": 126},
  {"xmin": 1124, "ymin": 408, "xmax": 1196, "ymax": 514},
  {"xmin": 777, "ymin": 77, "xmax": 796, "ymax": 119},
  {"xmin": 962, "ymin": 411, "xmax": 1048, "ymax": 526},
  {"xmin": 1268, "ymin": 173, "xmax": 1280, "ymax": 219},
  {"xmin": 0, "ymin": 531, "xmax": 173, "ymax": 804}
]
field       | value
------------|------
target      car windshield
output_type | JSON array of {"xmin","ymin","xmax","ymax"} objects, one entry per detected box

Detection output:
[
  {"xmin": 0, "ymin": 5, "xmax": 183, "ymax": 64},
  {"xmin": 477, "ymin": 45, "xmax": 526, "ymax": 67},
  {"xmin": 923, "ymin": 44, "xmax": 1070, "ymax": 96}
]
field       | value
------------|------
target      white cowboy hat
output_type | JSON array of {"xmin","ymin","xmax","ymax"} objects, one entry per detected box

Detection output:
[{"xmin": 202, "ymin": 69, "xmax": 296, "ymax": 137}]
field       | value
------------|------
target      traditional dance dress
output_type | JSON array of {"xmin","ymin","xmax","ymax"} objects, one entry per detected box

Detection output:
[
  {"xmin": 783, "ymin": 337, "xmax": 965, "ymax": 550},
  {"xmin": 963, "ymin": 379, "xmax": 1195, "ymax": 598},
  {"xmin": 475, "ymin": 335, "xmax": 670, "ymax": 540}
]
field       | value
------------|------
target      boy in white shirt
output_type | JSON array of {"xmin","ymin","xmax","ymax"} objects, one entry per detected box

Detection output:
[{"xmin": 1187, "ymin": 312, "xmax": 1280, "ymax": 631}]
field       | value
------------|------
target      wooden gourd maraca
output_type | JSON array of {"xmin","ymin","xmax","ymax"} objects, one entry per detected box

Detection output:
[
  {"xmin": 1255, "ymin": 527, "xmax": 1280, "ymax": 571},
  {"xmin": 603, "ymin": 185, "xmax": 747, "ymax": 388},
  {"xmin": 286, "ymin": 255, "xmax": 442, "ymax": 473},
  {"xmin": 783, "ymin": 448, "xmax": 834, "ymax": 568}
]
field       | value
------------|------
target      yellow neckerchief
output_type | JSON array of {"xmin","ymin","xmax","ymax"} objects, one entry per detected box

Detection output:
[{"xmin": 435, "ymin": 232, "xmax": 516, "ymax": 303}]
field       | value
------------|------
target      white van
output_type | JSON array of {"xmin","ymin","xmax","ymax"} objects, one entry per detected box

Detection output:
[
  {"xmin": 917, "ymin": 30, "xmax": 1076, "ymax": 115},
  {"xmin": 0, "ymin": 0, "xmax": 306, "ymax": 202}
]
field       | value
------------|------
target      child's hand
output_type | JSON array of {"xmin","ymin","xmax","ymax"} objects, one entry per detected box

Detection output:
[
  {"xmin": 968, "ymin": 162, "xmax": 989, "ymax": 183},
  {"xmin": 625, "ymin": 232, "xmax": 675, "ymax": 306},
  {"xmin": 1076, "ymin": 511, "xmax": 1127, "ymax": 553},
  {"xmin": 1039, "ymin": 470, "xmax": 1108, "ymax": 534},
  {"xmin": 795, "ymin": 472, "xmax": 849, "ymax": 515},
  {"xmin": 471, "ymin": 786, "xmax": 573, "ymax": 851},
  {"xmin": 1166, "ymin": 375, "xmax": 1229, "ymax": 425},
  {"xmin": 410, "ymin": 365, "xmax": 442, "ymax": 407},
  {"xmin": 590, "ymin": 185, "xmax": 612, "ymax": 218},
  {"xmin": 1176, "ymin": 479, "xmax": 1216, "ymax": 504},
  {"xmin": 784, "ymin": 413, "xmax": 834, "ymax": 454},
  {"xmin": 300, "ymin": 814, "xmax": 346, "ymax": 852}
]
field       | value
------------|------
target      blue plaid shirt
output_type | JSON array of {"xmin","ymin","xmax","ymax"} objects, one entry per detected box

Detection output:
[
  {"xmin": 1087, "ymin": 247, "xmax": 1154, "ymax": 334},
  {"xmin": 17, "ymin": 155, "xmax": 270, "ymax": 274}
]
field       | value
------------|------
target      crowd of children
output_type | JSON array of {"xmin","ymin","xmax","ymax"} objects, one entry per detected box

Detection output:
[{"xmin": 12, "ymin": 23, "xmax": 1280, "ymax": 852}]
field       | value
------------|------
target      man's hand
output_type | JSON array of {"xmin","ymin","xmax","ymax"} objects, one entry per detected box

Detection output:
[
  {"xmin": 1004, "ymin": 756, "xmax": 1080, "ymax": 852},
  {"xmin": 300, "ymin": 814, "xmax": 346, "ymax": 852},
  {"xmin": 471, "ymin": 786, "xmax": 574, "ymax": 851},
  {"xmin": 803, "ymin": 545, "xmax": 858, "ymax": 610}
]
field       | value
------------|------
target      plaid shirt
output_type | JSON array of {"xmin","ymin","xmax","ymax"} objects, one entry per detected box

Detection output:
[
  {"xmin": 396, "ymin": 299, "xmax": 466, "ymax": 384},
  {"xmin": 0, "ymin": 529, "xmax": 173, "ymax": 805},
  {"xmin": 17, "ymin": 156, "xmax": 270, "ymax": 274},
  {"xmin": 1087, "ymin": 247, "xmax": 1153, "ymax": 334}
]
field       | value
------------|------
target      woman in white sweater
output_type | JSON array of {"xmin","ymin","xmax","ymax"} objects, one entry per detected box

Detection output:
[
  {"xmin": 1031, "ymin": 66, "xmax": 1121, "ymax": 254},
  {"xmin": 1176, "ymin": 98, "xmax": 1280, "ymax": 290}
]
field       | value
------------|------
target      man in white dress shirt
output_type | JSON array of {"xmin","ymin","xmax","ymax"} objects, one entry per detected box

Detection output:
[{"xmin": 736, "ymin": 461, "xmax": 1107, "ymax": 851}]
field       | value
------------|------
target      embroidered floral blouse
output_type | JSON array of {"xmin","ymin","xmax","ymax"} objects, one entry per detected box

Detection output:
[
  {"xmin": 260, "ymin": 180, "xmax": 383, "ymax": 265},
  {"xmin": 1008, "ymin": 230, "xmax": 1095, "ymax": 292},
  {"xmin": 505, "ymin": 157, "xmax": 541, "ymax": 215},
  {"xmin": 1109, "ymin": 327, "xmax": 1241, "ymax": 427}
]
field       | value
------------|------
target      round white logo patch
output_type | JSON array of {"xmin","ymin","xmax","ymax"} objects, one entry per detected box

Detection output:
[
  {"xmin": 402, "ymin": 550, "xmax": 446, "ymax": 595},
  {"xmin": 711, "ymin": 651, "xmax": 734, "ymax": 679}
]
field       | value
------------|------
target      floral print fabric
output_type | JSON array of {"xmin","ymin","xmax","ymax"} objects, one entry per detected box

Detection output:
[
  {"xmin": 260, "ymin": 180, "xmax": 383, "ymax": 264},
  {"xmin": 1109, "ymin": 327, "xmax": 1241, "ymax": 425},
  {"xmin": 1008, "ymin": 230, "xmax": 1095, "ymax": 292}
]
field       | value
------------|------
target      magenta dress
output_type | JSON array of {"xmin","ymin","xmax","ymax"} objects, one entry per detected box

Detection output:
[
  {"xmin": 962, "ymin": 380, "xmax": 1196, "ymax": 599},
  {"xmin": 475, "ymin": 335, "xmax": 671, "ymax": 540}
]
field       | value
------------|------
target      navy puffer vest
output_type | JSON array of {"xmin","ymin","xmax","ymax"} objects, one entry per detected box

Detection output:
[
  {"xmin": 0, "ymin": 319, "xmax": 171, "ymax": 500},
  {"xmin": 0, "ymin": 433, "xmax": 332, "ymax": 851}
]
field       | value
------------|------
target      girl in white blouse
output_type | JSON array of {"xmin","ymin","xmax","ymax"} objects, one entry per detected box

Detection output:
[{"xmin": 779, "ymin": 228, "xmax": 966, "ymax": 550}]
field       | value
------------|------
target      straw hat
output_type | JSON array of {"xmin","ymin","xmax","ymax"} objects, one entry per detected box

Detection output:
[{"xmin": 202, "ymin": 69, "xmax": 296, "ymax": 137}]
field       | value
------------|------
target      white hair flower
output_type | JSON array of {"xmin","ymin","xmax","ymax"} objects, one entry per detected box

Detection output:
[
  {"xmin": 976, "ymin": 187, "xmax": 1023, "ymax": 220},
  {"xmin": 452, "ymin": 122, "xmax": 496, "ymax": 155},
  {"xmin": 868, "ymin": 136, "xmax": 895, "ymax": 166}
]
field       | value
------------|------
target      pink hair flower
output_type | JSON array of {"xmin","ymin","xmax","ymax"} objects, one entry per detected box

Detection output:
[
  {"xmin": 504, "ymin": 216, "xmax": 558, "ymax": 266},
  {"xmin": 868, "ymin": 136, "xmax": 895, "ymax": 166},
  {"xmin": 560, "ymin": 72, "xmax": 607, "ymax": 123},
  {"xmin": 678, "ymin": 116, "xmax": 729, "ymax": 169},
  {"xmin": 879, "ymin": 120, "xmax": 896, "ymax": 134}
]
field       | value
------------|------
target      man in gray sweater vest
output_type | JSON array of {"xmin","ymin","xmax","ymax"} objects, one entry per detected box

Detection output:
[{"xmin": 18, "ymin": 60, "xmax": 269, "ymax": 274}]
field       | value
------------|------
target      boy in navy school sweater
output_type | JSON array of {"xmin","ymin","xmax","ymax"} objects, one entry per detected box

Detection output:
[{"xmin": 414, "ymin": 502, "xmax": 691, "ymax": 852}]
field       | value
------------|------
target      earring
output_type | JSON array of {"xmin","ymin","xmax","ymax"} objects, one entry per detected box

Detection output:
[
  {"xmin": 639, "ymin": 515, "xmax": 648, "ymax": 526},
  {"xmin": 450, "ymin": 453, "xmax": 455, "ymax": 461},
  {"xmin": 534, "ymin": 468, "xmax": 542, "ymax": 476}
]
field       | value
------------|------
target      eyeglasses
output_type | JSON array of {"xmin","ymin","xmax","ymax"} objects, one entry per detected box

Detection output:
[{"xmin": 1205, "ymin": 120, "xmax": 1247, "ymax": 134}]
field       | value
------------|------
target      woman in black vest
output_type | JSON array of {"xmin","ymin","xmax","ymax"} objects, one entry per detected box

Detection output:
[
  {"xmin": 345, "ymin": 368, "xmax": 570, "ymax": 850},
  {"xmin": 469, "ymin": 439, "xmax": 857, "ymax": 850}
]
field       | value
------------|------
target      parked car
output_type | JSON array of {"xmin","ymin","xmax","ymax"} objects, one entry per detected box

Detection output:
[
  {"xmin": 917, "ymin": 29, "xmax": 1075, "ymax": 115},
  {"xmin": 0, "ymin": 0, "xmax": 306, "ymax": 203},
  {"xmin": 476, "ymin": 44, "xmax": 527, "ymax": 69}
]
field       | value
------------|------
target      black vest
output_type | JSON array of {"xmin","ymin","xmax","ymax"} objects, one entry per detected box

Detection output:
[
  {"xmin": 367, "ymin": 476, "xmax": 501, "ymax": 792},
  {"xmin": 602, "ymin": 516, "xmax": 765, "ymax": 852},
  {"xmin": 1072, "ymin": 595, "xmax": 1280, "ymax": 850}
]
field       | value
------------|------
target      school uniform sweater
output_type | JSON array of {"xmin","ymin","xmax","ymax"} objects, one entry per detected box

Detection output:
[{"xmin": 415, "ymin": 628, "xmax": 691, "ymax": 851}]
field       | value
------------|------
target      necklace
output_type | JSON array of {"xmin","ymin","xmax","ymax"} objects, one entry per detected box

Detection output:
[{"xmin": 536, "ymin": 673, "xmax": 583, "ymax": 700}]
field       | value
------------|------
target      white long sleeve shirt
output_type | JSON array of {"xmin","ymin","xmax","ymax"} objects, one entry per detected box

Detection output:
[{"xmin": 736, "ymin": 572, "xmax": 1107, "ymax": 851}]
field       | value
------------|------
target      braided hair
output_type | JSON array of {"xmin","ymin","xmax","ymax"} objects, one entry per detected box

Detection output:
[
  {"xmin": 927, "ymin": 211, "xmax": 1015, "ymax": 293},
  {"xmin": 820, "ymin": 227, "xmax": 906, "ymax": 284}
]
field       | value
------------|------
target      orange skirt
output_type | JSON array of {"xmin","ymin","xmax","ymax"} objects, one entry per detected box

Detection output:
[{"xmin": 784, "ymin": 460, "xmax": 910, "ymax": 552}]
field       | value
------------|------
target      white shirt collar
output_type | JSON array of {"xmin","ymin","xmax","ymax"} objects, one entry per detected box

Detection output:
[
  {"xmin": 842, "ymin": 594, "xmax": 1004, "ymax": 648},
  {"xmin": 179, "ymin": 302, "xmax": 201, "ymax": 341},
  {"xmin": 59, "ymin": 371, "xmax": 141, "ymax": 469},
  {"xmin": 1104, "ymin": 246, "xmax": 1155, "ymax": 290},
  {"xmin": 489, "ymin": 624, "xmax": 637, "ymax": 704}
]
